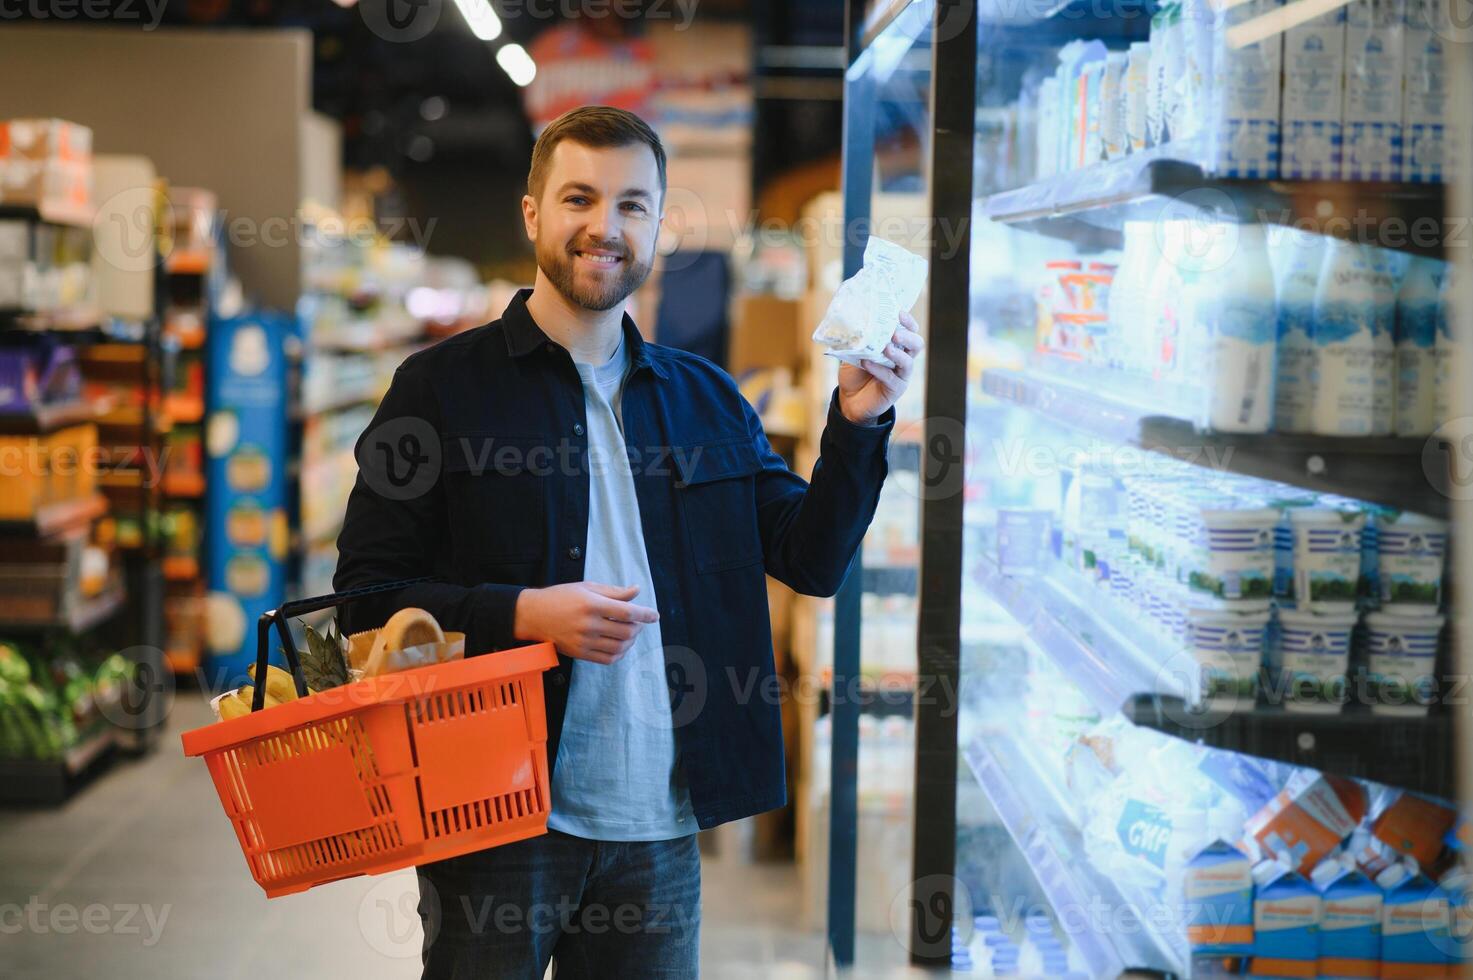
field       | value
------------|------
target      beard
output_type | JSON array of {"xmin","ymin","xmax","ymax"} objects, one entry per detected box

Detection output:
[{"xmin": 536, "ymin": 232, "xmax": 654, "ymax": 312}]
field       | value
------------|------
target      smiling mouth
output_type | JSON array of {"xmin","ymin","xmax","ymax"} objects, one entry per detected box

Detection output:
[{"xmin": 574, "ymin": 250, "xmax": 623, "ymax": 267}]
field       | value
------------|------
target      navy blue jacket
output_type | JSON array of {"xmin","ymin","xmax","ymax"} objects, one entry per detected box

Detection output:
[{"xmin": 333, "ymin": 288, "xmax": 893, "ymax": 829}]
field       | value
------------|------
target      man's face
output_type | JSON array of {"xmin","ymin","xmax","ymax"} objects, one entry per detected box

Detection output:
[{"xmin": 524, "ymin": 140, "xmax": 661, "ymax": 312}]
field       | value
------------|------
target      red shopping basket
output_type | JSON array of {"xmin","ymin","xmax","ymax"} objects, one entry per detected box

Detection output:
[{"xmin": 181, "ymin": 579, "xmax": 558, "ymax": 898}]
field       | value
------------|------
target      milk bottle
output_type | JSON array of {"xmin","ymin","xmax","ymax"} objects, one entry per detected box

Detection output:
[
  {"xmin": 1193, "ymin": 224, "xmax": 1277, "ymax": 432},
  {"xmin": 1395, "ymin": 256, "xmax": 1446, "ymax": 436},
  {"xmin": 1434, "ymin": 264, "xmax": 1458, "ymax": 427},
  {"xmin": 1145, "ymin": 221, "xmax": 1187, "ymax": 382},
  {"xmin": 1310, "ymin": 241, "xmax": 1379, "ymax": 435},
  {"xmin": 1270, "ymin": 230, "xmax": 1327, "ymax": 433},
  {"xmin": 1365, "ymin": 248, "xmax": 1404, "ymax": 435}
]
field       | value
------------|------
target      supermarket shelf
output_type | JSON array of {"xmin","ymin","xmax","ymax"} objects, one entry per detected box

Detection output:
[
  {"xmin": 972, "ymin": 558, "xmax": 1191, "ymax": 715},
  {"xmin": 976, "ymin": 557, "xmax": 1456, "ymax": 795},
  {"xmin": 10, "ymin": 308, "xmax": 105, "ymax": 333},
  {"xmin": 162, "ymin": 471, "xmax": 205, "ymax": 498},
  {"xmin": 984, "ymin": 155, "xmax": 1448, "ymax": 257},
  {"xmin": 0, "ymin": 493, "xmax": 108, "ymax": 537},
  {"xmin": 962, "ymin": 731, "xmax": 1184, "ymax": 977},
  {"xmin": 163, "ymin": 394, "xmax": 204, "ymax": 424},
  {"xmin": 294, "ymin": 382, "xmax": 378, "ymax": 419},
  {"xmin": 0, "ymin": 584, "xmax": 126, "ymax": 633},
  {"xmin": 1125, "ymin": 696, "xmax": 1456, "ymax": 799},
  {"xmin": 0, "ymin": 397, "xmax": 108, "ymax": 434},
  {"xmin": 0, "ymin": 727, "xmax": 118, "ymax": 805},
  {"xmin": 165, "ymin": 249, "xmax": 212, "ymax": 275},
  {"xmin": 0, "ymin": 201, "xmax": 97, "ymax": 230},
  {"xmin": 162, "ymin": 555, "xmax": 200, "ymax": 582},
  {"xmin": 980, "ymin": 367, "xmax": 1450, "ymax": 518}
]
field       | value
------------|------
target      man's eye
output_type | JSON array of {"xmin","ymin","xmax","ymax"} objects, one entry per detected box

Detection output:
[
  {"xmin": 623, "ymin": 202, "xmax": 646, "ymax": 213},
  {"xmin": 567, "ymin": 196, "xmax": 588, "ymax": 206}
]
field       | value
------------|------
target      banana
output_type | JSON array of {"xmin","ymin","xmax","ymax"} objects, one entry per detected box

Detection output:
[
  {"xmin": 217, "ymin": 691, "xmax": 251, "ymax": 721},
  {"xmin": 248, "ymin": 664, "xmax": 301, "ymax": 703}
]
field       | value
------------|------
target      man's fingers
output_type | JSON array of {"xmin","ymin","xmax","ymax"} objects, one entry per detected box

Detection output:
[
  {"xmin": 585, "ymin": 582, "xmax": 640, "ymax": 601},
  {"xmin": 595, "ymin": 597, "xmax": 660, "ymax": 624},
  {"xmin": 861, "ymin": 360, "xmax": 902, "ymax": 389},
  {"xmin": 892, "ymin": 325, "xmax": 924, "ymax": 354},
  {"xmin": 884, "ymin": 344, "xmax": 914, "ymax": 376},
  {"xmin": 598, "ymin": 619, "xmax": 640, "ymax": 642}
]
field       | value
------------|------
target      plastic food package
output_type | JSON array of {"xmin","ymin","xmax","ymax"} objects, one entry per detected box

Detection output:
[{"xmin": 811, "ymin": 236, "xmax": 926, "ymax": 367}]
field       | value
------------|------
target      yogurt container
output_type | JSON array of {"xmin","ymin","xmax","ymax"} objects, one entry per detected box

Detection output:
[
  {"xmin": 1289, "ymin": 505, "xmax": 1367, "ymax": 613},
  {"xmin": 1277, "ymin": 608, "xmax": 1359, "ymax": 714},
  {"xmin": 1375, "ymin": 510, "xmax": 1448, "ymax": 615},
  {"xmin": 1365, "ymin": 611, "xmax": 1444, "ymax": 717},
  {"xmin": 1184, "ymin": 606, "xmax": 1270, "ymax": 706},
  {"xmin": 1186, "ymin": 503, "xmax": 1278, "ymax": 610}
]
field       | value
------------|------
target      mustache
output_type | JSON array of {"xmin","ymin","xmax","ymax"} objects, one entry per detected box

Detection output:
[{"xmin": 566, "ymin": 238, "xmax": 630, "ymax": 259}]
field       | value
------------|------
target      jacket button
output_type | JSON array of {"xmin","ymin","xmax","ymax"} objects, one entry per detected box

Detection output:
[
  {"xmin": 573, "ymin": 423, "xmax": 585, "ymax": 437},
  {"xmin": 552, "ymin": 672, "xmax": 567, "ymax": 687},
  {"xmin": 567, "ymin": 545, "xmax": 582, "ymax": 560}
]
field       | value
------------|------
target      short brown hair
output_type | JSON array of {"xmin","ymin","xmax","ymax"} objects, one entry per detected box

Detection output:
[{"xmin": 527, "ymin": 105, "xmax": 667, "ymax": 202}]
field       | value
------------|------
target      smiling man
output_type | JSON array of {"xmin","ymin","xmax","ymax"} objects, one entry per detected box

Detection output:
[{"xmin": 334, "ymin": 105, "xmax": 924, "ymax": 979}]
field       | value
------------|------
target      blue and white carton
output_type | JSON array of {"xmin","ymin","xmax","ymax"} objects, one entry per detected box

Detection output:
[
  {"xmin": 1311, "ymin": 858, "xmax": 1382, "ymax": 978},
  {"xmin": 1377, "ymin": 863, "xmax": 1453, "ymax": 978},
  {"xmin": 1250, "ymin": 860, "xmax": 1321, "ymax": 977},
  {"xmin": 1185, "ymin": 840, "xmax": 1255, "ymax": 955}
]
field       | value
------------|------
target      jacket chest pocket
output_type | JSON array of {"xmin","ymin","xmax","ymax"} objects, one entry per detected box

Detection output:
[
  {"xmin": 674, "ymin": 438, "xmax": 764, "ymax": 574},
  {"xmin": 441, "ymin": 433, "xmax": 549, "ymax": 562}
]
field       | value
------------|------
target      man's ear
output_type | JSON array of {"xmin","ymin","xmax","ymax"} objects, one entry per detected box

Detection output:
[{"xmin": 521, "ymin": 194, "xmax": 538, "ymax": 242}]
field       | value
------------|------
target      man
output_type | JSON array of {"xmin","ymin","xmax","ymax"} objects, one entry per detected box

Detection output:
[{"xmin": 334, "ymin": 105, "xmax": 923, "ymax": 979}]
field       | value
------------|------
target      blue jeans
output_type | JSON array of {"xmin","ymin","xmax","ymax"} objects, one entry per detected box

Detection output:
[{"xmin": 416, "ymin": 830, "xmax": 702, "ymax": 979}]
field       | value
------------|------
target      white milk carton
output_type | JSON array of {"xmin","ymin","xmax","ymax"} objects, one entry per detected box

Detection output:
[
  {"xmin": 1403, "ymin": 0, "xmax": 1448, "ymax": 183},
  {"xmin": 1343, "ymin": 0, "xmax": 1406, "ymax": 180},
  {"xmin": 1282, "ymin": 6, "xmax": 1347, "ymax": 179},
  {"xmin": 1206, "ymin": 0, "xmax": 1283, "ymax": 177}
]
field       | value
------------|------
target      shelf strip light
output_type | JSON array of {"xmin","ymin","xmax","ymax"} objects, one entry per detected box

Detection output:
[{"xmin": 1223, "ymin": 0, "xmax": 1357, "ymax": 48}]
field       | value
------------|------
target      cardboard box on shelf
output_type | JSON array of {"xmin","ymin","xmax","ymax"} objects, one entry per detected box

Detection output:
[
  {"xmin": 728, "ymin": 294, "xmax": 804, "ymax": 376},
  {"xmin": 0, "ymin": 119, "xmax": 92, "ymax": 164},
  {"xmin": 0, "ymin": 158, "xmax": 93, "ymax": 221}
]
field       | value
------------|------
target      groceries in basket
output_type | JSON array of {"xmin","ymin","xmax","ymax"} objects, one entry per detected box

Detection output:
[
  {"xmin": 208, "ymin": 607, "xmax": 465, "ymax": 722},
  {"xmin": 810, "ymin": 235, "xmax": 926, "ymax": 367}
]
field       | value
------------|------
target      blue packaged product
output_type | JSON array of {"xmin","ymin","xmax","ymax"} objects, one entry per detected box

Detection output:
[
  {"xmin": 1185, "ymin": 839, "xmax": 1255, "ymax": 955},
  {"xmin": 1250, "ymin": 861, "xmax": 1321, "ymax": 977},
  {"xmin": 1311, "ymin": 859, "xmax": 1381, "ymax": 978},
  {"xmin": 1378, "ymin": 864, "xmax": 1453, "ymax": 978}
]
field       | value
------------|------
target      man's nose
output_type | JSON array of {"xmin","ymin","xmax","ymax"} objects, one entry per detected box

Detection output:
[{"xmin": 584, "ymin": 201, "xmax": 621, "ymax": 243}]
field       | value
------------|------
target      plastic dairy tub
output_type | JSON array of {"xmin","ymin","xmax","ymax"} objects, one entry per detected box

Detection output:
[
  {"xmin": 1276, "ymin": 608, "xmax": 1360, "ymax": 714},
  {"xmin": 1186, "ymin": 504, "xmax": 1278, "ymax": 611},
  {"xmin": 1364, "ymin": 611, "xmax": 1444, "ymax": 717},
  {"xmin": 1289, "ymin": 505, "xmax": 1367, "ymax": 613},
  {"xmin": 1374, "ymin": 510, "xmax": 1448, "ymax": 615},
  {"xmin": 1183, "ymin": 606, "xmax": 1271, "ymax": 706}
]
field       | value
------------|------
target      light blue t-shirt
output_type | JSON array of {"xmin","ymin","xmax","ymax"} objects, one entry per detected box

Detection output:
[{"xmin": 546, "ymin": 334, "xmax": 698, "ymax": 841}]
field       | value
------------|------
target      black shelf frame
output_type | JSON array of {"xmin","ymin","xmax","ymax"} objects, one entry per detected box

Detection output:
[
  {"xmin": 981, "ymin": 367, "xmax": 1452, "ymax": 519},
  {"xmin": 985, "ymin": 154, "xmax": 1449, "ymax": 258}
]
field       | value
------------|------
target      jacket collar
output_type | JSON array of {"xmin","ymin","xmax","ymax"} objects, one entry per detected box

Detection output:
[{"xmin": 501, "ymin": 287, "xmax": 667, "ymax": 379}]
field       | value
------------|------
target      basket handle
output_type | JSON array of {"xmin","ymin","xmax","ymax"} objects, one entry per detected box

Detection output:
[{"xmin": 250, "ymin": 576, "xmax": 440, "ymax": 712}]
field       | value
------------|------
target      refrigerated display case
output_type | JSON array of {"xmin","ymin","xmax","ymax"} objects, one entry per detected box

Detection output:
[{"xmin": 830, "ymin": 0, "xmax": 1472, "ymax": 975}]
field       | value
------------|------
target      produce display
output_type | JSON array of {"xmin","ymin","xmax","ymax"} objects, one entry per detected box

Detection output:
[{"xmin": 0, "ymin": 639, "xmax": 131, "ymax": 761}]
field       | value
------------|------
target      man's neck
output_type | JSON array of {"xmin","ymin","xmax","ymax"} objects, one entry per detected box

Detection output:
[{"xmin": 525, "ymin": 271, "xmax": 626, "ymax": 365}]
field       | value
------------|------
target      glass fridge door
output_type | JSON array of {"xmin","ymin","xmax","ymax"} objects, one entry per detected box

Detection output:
[
  {"xmin": 828, "ymin": 0, "xmax": 932, "ymax": 970},
  {"xmin": 948, "ymin": 0, "xmax": 1468, "ymax": 977}
]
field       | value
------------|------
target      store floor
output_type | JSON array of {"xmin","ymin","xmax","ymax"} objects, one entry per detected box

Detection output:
[{"xmin": 0, "ymin": 695, "xmax": 925, "ymax": 980}]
